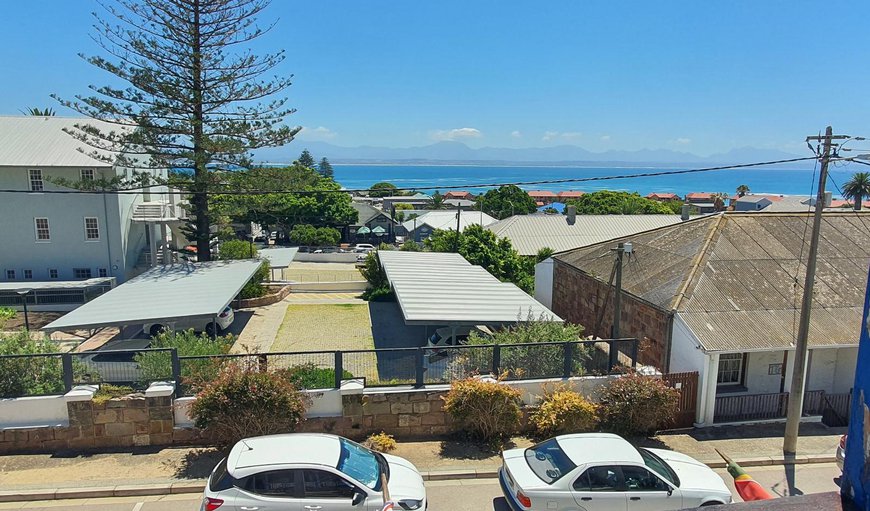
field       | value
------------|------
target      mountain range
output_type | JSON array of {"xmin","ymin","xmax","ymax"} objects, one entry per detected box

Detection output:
[{"xmin": 254, "ymin": 141, "xmax": 810, "ymax": 167}]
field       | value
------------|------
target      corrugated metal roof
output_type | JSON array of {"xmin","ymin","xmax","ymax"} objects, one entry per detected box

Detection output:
[
  {"xmin": 378, "ymin": 251, "xmax": 561, "ymax": 325},
  {"xmin": 260, "ymin": 247, "xmax": 298, "ymax": 269},
  {"xmin": 402, "ymin": 210, "xmax": 496, "ymax": 232},
  {"xmin": 43, "ymin": 260, "xmax": 263, "ymax": 331},
  {"xmin": 0, "ymin": 116, "xmax": 117, "ymax": 167},
  {"xmin": 487, "ymin": 214, "xmax": 687, "ymax": 255},
  {"xmin": 556, "ymin": 212, "xmax": 870, "ymax": 352}
]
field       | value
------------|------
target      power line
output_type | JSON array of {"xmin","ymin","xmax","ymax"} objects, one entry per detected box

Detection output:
[{"xmin": 0, "ymin": 156, "xmax": 818, "ymax": 196}]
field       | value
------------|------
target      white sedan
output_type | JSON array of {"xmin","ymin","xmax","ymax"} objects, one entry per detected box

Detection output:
[
  {"xmin": 499, "ymin": 433, "xmax": 731, "ymax": 511},
  {"xmin": 202, "ymin": 433, "xmax": 426, "ymax": 511}
]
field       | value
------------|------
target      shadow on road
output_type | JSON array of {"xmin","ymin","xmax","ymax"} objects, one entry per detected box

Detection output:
[{"xmin": 492, "ymin": 497, "xmax": 511, "ymax": 511}]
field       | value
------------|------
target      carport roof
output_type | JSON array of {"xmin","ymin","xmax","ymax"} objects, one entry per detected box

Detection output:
[
  {"xmin": 377, "ymin": 251, "xmax": 561, "ymax": 325},
  {"xmin": 43, "ymin": 260, "xmax": 263, "ymax": 331},
  {"xmin": 260, "ymin": 247, "xmax": 299, "ymax": 269}
]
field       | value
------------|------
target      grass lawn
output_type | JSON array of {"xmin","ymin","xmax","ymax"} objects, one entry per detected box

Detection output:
[{"xmin": 271, "ymin": 303, "xmax": 374, "ymax": 353}]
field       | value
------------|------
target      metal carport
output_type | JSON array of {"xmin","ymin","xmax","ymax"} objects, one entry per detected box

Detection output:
[
  {"xmin": 42, "ymin": 260, "xmax": 263, "ymax": 333},
  {"xmin": 259, "ymin": 247, "xmax": 299, "ymax": 280}
]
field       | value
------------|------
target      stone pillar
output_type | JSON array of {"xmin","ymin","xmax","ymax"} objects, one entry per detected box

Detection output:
[
  {"xmin": 160, "ymin": 223, "xmax": 169, "ymax": 264},
  {"xmin": 149, "ymin": 223, "xmax": 158, "ymax": 267},
  {"xmin": 698, "ymin": 353, "xmax": 720, "ymax": 426}
]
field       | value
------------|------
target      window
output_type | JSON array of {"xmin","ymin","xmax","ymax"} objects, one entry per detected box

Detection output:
[
  {"xmin": 638, "ymin": 448, "xmax": 680, "ymax": 487},
  {"xmin": 5, "ymin": 270, "xmax": 14, "ymax": 280},
  {"xmin": 621, "ymin": 466, "xmax": 670, "ymax": 492},
  {"xmin": 525, "ymin": 438, "xmax": 577, "ymax": 484},
  {"xmin": 337, "ymin": 438, "xmax": 381, "ymax": 490},
  {"xmin": 98, "ymin": 268, "xmax": 108, "ymax": 278},
  {"xmin": 81, "ymin": 169, "xmax": 95, "ymax": 181},
  {"xmin": 74, "ymin": 268, "xmax": 92, "ymax": 279},
  {"xmin": 717, "ymin": 353, "xmax": 745, "ymax": 385},
  {"xmin": 29, "ymin": 169, "xmax": 44, "ymax": 191},
  {"xmin": 23, "ymin": 270, "xmax": 32, "ymax": 280},
  {"xmin": 240, "ymin": 470, "xmax": 298, "ymax": 497},
  {"xmin": 35, "ymin": 218, "xmax": 50, "ymax": 241},
  {"xmin": 84, "ymin": 217, "xmax": 100, "ymax": 240},
  {"xmin": 302, "ymin": 470, "xmax": 355, "ymax": 499},
  {"xmin": 574, "ymin": 466, "xmax": 621, "ymax": 492},
  {"xmin": 49, "ymin": 269, "xmax": 59, "ymax": 279}
]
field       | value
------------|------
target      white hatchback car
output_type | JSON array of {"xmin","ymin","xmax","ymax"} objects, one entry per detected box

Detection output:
[
  {"xmin": 500, "ymin": 433, "xmax": 731, "ymax": 511},
  {"xmin": 202, "ymin": 433, "xmax": 427, "ymax": 511},
  {"xmin": 144, "ymin": 306, "xmax": 234, "ymax": 338}
]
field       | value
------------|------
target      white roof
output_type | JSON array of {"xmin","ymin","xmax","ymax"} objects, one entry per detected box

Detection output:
[
  {"xmin": 43, "ymin": 260, "xmax": 263, "ymax": 331},
  {"xmin": 402, "ymin": 210, "xmax": 497, "ymax": 233},
  {"xmin": 0, "ymin": 116, "xmax": 118, "ymax": 167},
  {"xmin": 227, "ymin": 434, "xmax": 341, "ymax": 478},
  {"xmin": 487, "ymin": 214, "xmax": 686, "ymax": 255},
  {"xmin": 555, "ymin": 433, "xmax": 643, "ymax": 465},
  {"xmin": 378, "ymin": 251, "xmax": 561, "ymax": 325},
  {"xmin": 260, "ymin": 247, "xmax": 299, "ymax": 269},
  {"xmin": 0, "ymin": 278, "xmax": 114, "ymax": 291}
]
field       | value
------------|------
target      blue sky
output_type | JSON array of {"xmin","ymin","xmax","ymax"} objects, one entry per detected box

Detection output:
[{"xmin": 1, "ymin": 1, "xmax": 867, "ymax": 156}]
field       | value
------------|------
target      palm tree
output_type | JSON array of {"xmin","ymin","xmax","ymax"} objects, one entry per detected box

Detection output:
[
  {"xmin": 20, "ymin": 107, "xmax": 56, "ymax": 116},
  {"xmin": 427, "ymin": 190, "xmax": 446, "ymax": 210},
  {"xmin": 842, "ymin": 172, "xmax": 870, "ymax": 211},
  {"xmin": 736, "ymin": 184, "xmax": 750, "ymax": 197}
]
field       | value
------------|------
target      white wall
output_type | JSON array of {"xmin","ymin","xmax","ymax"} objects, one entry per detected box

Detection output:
[
  {"xmin": 290, "ymin": 281, "xmax": 368, "ymax": 293},
  {"xmin": 744, "ymin": 351, "xmax": 786, "ymax": 394},
  {"xmin": 534, "ymin": 258, "xmax": 554, "ymax": 309},
  {"xmin": 173, "ymin": 388, "xmax": 344, "ymax": 428},
  {"xmin": 833, "ymin": 347, "xmax": 858, "ymax": 394},
  {"xmin": 293, "ymin": 253, "xmax": 359, "ymax": 263},
  {"xmin": 669, "ymin": 317, "xmax": 706, "ymax": 373},
  {"xmin": 506, "ymin": 375, "xmax": 621, "ymax": 405},
  {"xmin": 0, "ymin": 395, "xmax": 69, "ymax": 428},
  {"xmin": 808, "ymin": 347, "xmax": 856, "ymax": 394}
]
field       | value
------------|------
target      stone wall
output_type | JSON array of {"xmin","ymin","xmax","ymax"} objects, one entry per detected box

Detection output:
[
  {"xmin": 552, "ymin": 260, "xmax": 671, "ymax": 368},
  {"xmin": 237, "ymin": 284, "xmax": 292, "ymax": 308}
]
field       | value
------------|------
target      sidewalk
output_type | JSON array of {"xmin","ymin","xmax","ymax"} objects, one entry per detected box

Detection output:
[{"xmin": 0, "ymin": 422, "xmax": 845, "ymax": 501}]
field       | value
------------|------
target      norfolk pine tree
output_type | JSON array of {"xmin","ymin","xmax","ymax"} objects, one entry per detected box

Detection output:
[
  {"xmin": 56, "ymin": 0, "xmax": 300, "ymax": 261},
  {"xmin": 298, "ymin": 149, "xmax": 316, "ymax": 168},
  {"xmin": 318, "ymin": 157, "xmax": 334, "ymax": 179}
]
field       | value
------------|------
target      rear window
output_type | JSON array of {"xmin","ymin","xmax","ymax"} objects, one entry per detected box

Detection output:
[
  {"xmin": 209, "ymin": 458, "xmax": 236, "ymax": 492},
  {"xmin": 525, "ymin": 438, "xmax": 577, "ymax": 484}
]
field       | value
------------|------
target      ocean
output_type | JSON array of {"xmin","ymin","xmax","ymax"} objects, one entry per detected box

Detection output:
[{"xmin": 331, "ymin": 164, "xmax": 855, "ymax": 198}]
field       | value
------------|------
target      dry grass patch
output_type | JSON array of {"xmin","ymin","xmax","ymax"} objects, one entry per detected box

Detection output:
[{"xmin": 271, "ymin": 304, "xmax": 374, "ymax": 352}]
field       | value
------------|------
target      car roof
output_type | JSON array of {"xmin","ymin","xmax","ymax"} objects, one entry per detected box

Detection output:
[
  {"xmin": 555, "ymin": 433, "xmax": 643, "ymax": 466},
  {"xmin": 227, "ymin": 434, "xmax": 342, "ymax": 476}
]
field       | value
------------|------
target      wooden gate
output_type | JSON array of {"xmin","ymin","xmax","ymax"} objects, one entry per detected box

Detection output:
[{"xmin": 662, "ymin": 372, "xmax": 698, "ymax": 429}]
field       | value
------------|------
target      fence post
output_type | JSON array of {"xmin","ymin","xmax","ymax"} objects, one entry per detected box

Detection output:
[
  {"xmin": 61, "ymin": 353, "xmax": 73, "ymax": 392},
  {"xmin": 171, "ymin": 348, "xmax": 181, "ymax": 392},
  {"xmin": 608, "ymin": 340, "xmax": 617, "ymax": 372},
  {"xmin": 630, "ymin": 339, "xmax": 639, "ymax": 369},
  {"xmin": 492, "ymin": 344, "xmax": 501, "ymax": 376},
  {"xmin": 415, "ymin": 348, "xmax": 424, "ymax": 389},
  {"xmin": 258, "ymin": 354, "xmax": 268, "ymax": 372},
  {"xmin": 563, "ymin": 342, "xmax": 573, "ymax": 378},
  {"xmin": 334, "ymin": 351, "xmax": 343, "ymax": 390}
]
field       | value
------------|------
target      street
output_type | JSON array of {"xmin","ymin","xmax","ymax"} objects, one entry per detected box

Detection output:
[{"xmin": 0, "ymin": 463, "xmax": 843, "ymax": 511}]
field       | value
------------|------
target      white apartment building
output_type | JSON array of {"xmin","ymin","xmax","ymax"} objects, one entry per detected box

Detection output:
[{"xmin": 0, "ymin": 116, "xmax": 186, "ymax": 286}]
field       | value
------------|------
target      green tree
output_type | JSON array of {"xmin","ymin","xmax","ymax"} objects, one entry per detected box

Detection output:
[
  {"xmin": 736, "ymin": 184, "xmax": 750, "ymax": 197},
  {"xmin": 399, "ymin": 240, "xmax": 423, "ymax": 251},
  {"xmin": 369, "ymin": 182, "xmax": 400, "ymax": 198},
  {"xmin": 135, "ymin": 329, "xmax": 233, "ymax": 392},
  {"xmin": 426, "ymin": 224, "xmax": 535, "ymax": 293},
  {"xmin": 57, "ymin": 0, "xmax": 299, "ymax": 262},
  {"xmin": 217, "ymin": 240, "xmax": 270, "ymax": 298},
  {"xmin": 843, "ymin": 172, "xmax": 870, "ymax": 211},
  {"xmin": 314, "ymin": 226, "xmax": 341, "ymax": 246},
  {"xmin": 21, "ymin": 107, "xmax": 56, "ymax": 116},
  {"xmin": 565, "ymin": 191, "xmax": 674, "ymax": 215},
  {"xmin": 427, "ymin": 190, "xmax": 446, "ymax": 210},
  {"xmin": 318, "ymin": 157, "xmax": 334, "ymax": 179},
  {"xmin": 0, "ymin": 331, "xmax": 66, "ymax": 397},
  {"xmin": 476, "ymin": 185, "xmax": 537, "ymax": 219},
  {"xmin": 298, "ymin": 149, "xmax": 316, "ymax": 168},
  {"xmin": 393, "ymin": 202, "xmax": 414, "ymax": 222}
]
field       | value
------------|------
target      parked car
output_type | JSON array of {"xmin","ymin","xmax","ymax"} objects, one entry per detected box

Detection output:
[
  {"xmin": 144, "ymin": 306, "xmax": 234, "ymax": 337},
  {"xmin": 79, "ymin": 338, "xmax": 153, "ymax": 384},
  {"xmin": 837, "ymin": 434, "xmax": 847, "ymax": 470},
  {"xmin": 353, "ymin": 243, "xmax": 376, "ymax": 253},
  {"xmin": 201, "ymin": 433, "xmax": 427, "ymax": 511},
  {"xmin": 499, "ymin": 433, "xmax": 731, "ymax": 511}
]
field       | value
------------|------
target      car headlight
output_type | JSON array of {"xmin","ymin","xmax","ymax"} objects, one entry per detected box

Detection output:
[{"xmin": 398, "ymin": 499, "xmax": 424, "ymax": 510}]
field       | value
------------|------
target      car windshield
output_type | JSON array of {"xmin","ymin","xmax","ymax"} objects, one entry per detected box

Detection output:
[
  {"xmin": 638, "ymin": 448, "xmax": 680, "ymax": 487},
  {"xmin": 337, "ymin": 438, "xmax": 382, "ymax": 490},
  {"xmin": 525, "ymin": 438, "xmax": 577, "ymax": 484}
]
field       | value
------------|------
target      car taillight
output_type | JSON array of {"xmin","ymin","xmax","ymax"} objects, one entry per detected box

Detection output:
[
  {"xmin": 202, "ymin": 497, "xmax": 224, "ymax": 511},
  {"xmin": 840, "ymin": 435, "xmax": 848, "ymax": 449},
  {"xmin": 219, "ymin": 312, "xmax": 228, "ymax": 318},
  {"xmin": 516, "ymin": 490, "xmax": 531, "ymax": 508}
]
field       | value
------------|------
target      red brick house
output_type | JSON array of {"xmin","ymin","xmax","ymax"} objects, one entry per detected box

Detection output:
[{"xmin": 646, "ymin": 192, "xmax": 681, "ymax": 201}]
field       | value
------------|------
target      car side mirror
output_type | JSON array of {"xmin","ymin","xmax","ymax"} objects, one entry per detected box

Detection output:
[
  {"xmin": 352, "ymin": 490, "xmax": 366, "ymax": 506},
  {"xmin": 667, "ymin": 488, "xmax": 673, "ymax": 497}
]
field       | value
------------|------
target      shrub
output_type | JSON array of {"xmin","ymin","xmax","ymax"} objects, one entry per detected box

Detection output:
[
  {"xmin": 399, "ymin": 240, "xmax": 422, "ymax": 252},
  {"xmin": 0, "ymin": 307, "xmax": 15, "ymax": 328},
  {"xmin": 363, "ymin": 431, "xmax": 397, "ymax": 452},
  {"xmin": 93, "ymin": 384, "xmax": 135, "ymax": 405},
  {"xmin": 0, "ymin": 331, "xmax": 66, "ymax": 397},
  {"xmin": 442, "ymin": 378, "xmax": 522, "ymax": 442},
  {"xmin": 190, "ymin": 364, "xmax": 310, "ymax": 448},
  {"xmin": 530, "ymin": 386, "xmax": 598, "ymax": 438},
  {"xmin": 280, "ymin": 363, "xmax": 353, "ymax": 389},
  {"xmin": 218, "ymin": 240, "xmax": 270, "ymax": 298},
  {"xmin": 135, "ymin": 329, "xmax": 234, "ymax": 392},
  {"xmin": 361, "ymin": 286, "xmax": 394, "ymax": 302},
  {"xmin": 218, "ymin": 239, "xmax": 258, "ymax": 260},
  {"xmin": 599, "ymin": 373, "xmax": 680, "ymax": 436}
]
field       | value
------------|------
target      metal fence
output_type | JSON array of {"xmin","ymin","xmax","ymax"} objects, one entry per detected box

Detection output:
[
  {"xmin": 713, "ymin": 389, "xmax": 851, "ymax": 423},
  {"xmin": 0, "ymin": 338, "xmax": 638, "ymax": 398}
]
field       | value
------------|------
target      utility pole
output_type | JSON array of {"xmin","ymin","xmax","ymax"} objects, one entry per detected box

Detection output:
[
  {"xmin": 610, "ymin": 242, "xmax": 631, "ymax": 369},
  {"xmin": 783, "ymin": 126, "xmax": 847, "ymax": 453}
]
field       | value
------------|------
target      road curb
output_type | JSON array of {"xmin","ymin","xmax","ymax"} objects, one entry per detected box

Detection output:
[{"xmin": 0, "ymin": 454, "xmax": 838, "ymax": 503}]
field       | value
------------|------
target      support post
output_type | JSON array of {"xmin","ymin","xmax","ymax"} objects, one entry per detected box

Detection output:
[
  {"xmin": 784, "ymin": 126, "xmax": 836, "ymax": 454},
  {"xmin": 415, "ymin": 348, "xmax": 425, "ymax": 388},
  {"xmin": 563, "ymin": 342, "xmax": 574, "ymax": 378},
  {"xmin": 171, "ymin": 348, "xmax": 181, "ymax": 392},
  {"xmin": 334, "ymin": 351, "xmax": 343, "ymax": 389},
  {"xmin": 62, "ymin": 353, "xmax": 74, "ymax": 392},
  {"xmin": 492, "ymin": 344, "xmax": 501, "ymax": 376}
]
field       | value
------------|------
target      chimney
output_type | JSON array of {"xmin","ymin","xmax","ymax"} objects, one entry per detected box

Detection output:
[
  {"xmin": 566, "ymin": 205, "xmax": 576, "ymax": 225},
  {"xmin": 681, "ymin": 203, "xmax": 690, "ymax": 221},
  {"xmin": 824, "ymin": 191, "xmax": 832, "ymax": 208}
]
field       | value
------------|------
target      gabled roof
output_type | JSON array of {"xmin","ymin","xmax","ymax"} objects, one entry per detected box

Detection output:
[
  {"xmin": 735, "ymin": 195, "xmax": 773, "ymax": 204},
  {"xmin": 351, "ymin": 202, "xmax": 392, "ymax": 226},
  {"xmin": 487, "ymin": 214, "xmax": 686, "ymax": 255},
  {"xmin": 557, "ymin": 190, "xmax": 585, "ymax": 198},
  {"xmin": 646, "ymin": 192, "xmax": 681, "ymax": 200},
  {"xmin": 527, "ymin": 190, "xmax": 557, "ymax": 197},
  {"xmin": 444, "ymin": 190, "xmax": 473, "ymax": 199},
  {"xmin": 402, "ymin": 210, "xmax": 496, "ymax": 232},
  {"xmin": 555, "ymin": 212, "xmax": 870, "ymax": 352},
  {"xmin": 0, "ymin": 116, "xmax": 117, "ymax": 167},
  {"xmin": 685, "ymin": 192, "xmax": 715, "ymax": 200}
]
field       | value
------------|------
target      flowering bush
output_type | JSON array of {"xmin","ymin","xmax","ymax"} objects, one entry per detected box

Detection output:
[
  {"xmin": 530, "ymin": 387, "xmax": 598, "ymax": 438},
  {"xmin": 363, "ymin": 431, "xmax": 397, "ymax": 452}
]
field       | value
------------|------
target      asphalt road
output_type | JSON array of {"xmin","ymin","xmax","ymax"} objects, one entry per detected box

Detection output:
[{"xmin": 0, "ymin": 463, "xmax": 843, "ymax": 511}]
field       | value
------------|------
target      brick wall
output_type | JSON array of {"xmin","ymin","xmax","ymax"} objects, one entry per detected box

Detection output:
[{"xmin": 552, "ymin": 260, "xmax": 671, "ymax": 368}]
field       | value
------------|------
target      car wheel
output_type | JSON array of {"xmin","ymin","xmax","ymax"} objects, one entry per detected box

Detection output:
[
  {"xmin": 148, "ymin": 324, "xmax": 165, "ymax": 338},
  {"xmin": 204, "ymin": 323, "xmax": 216, "ymax": 336}
]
